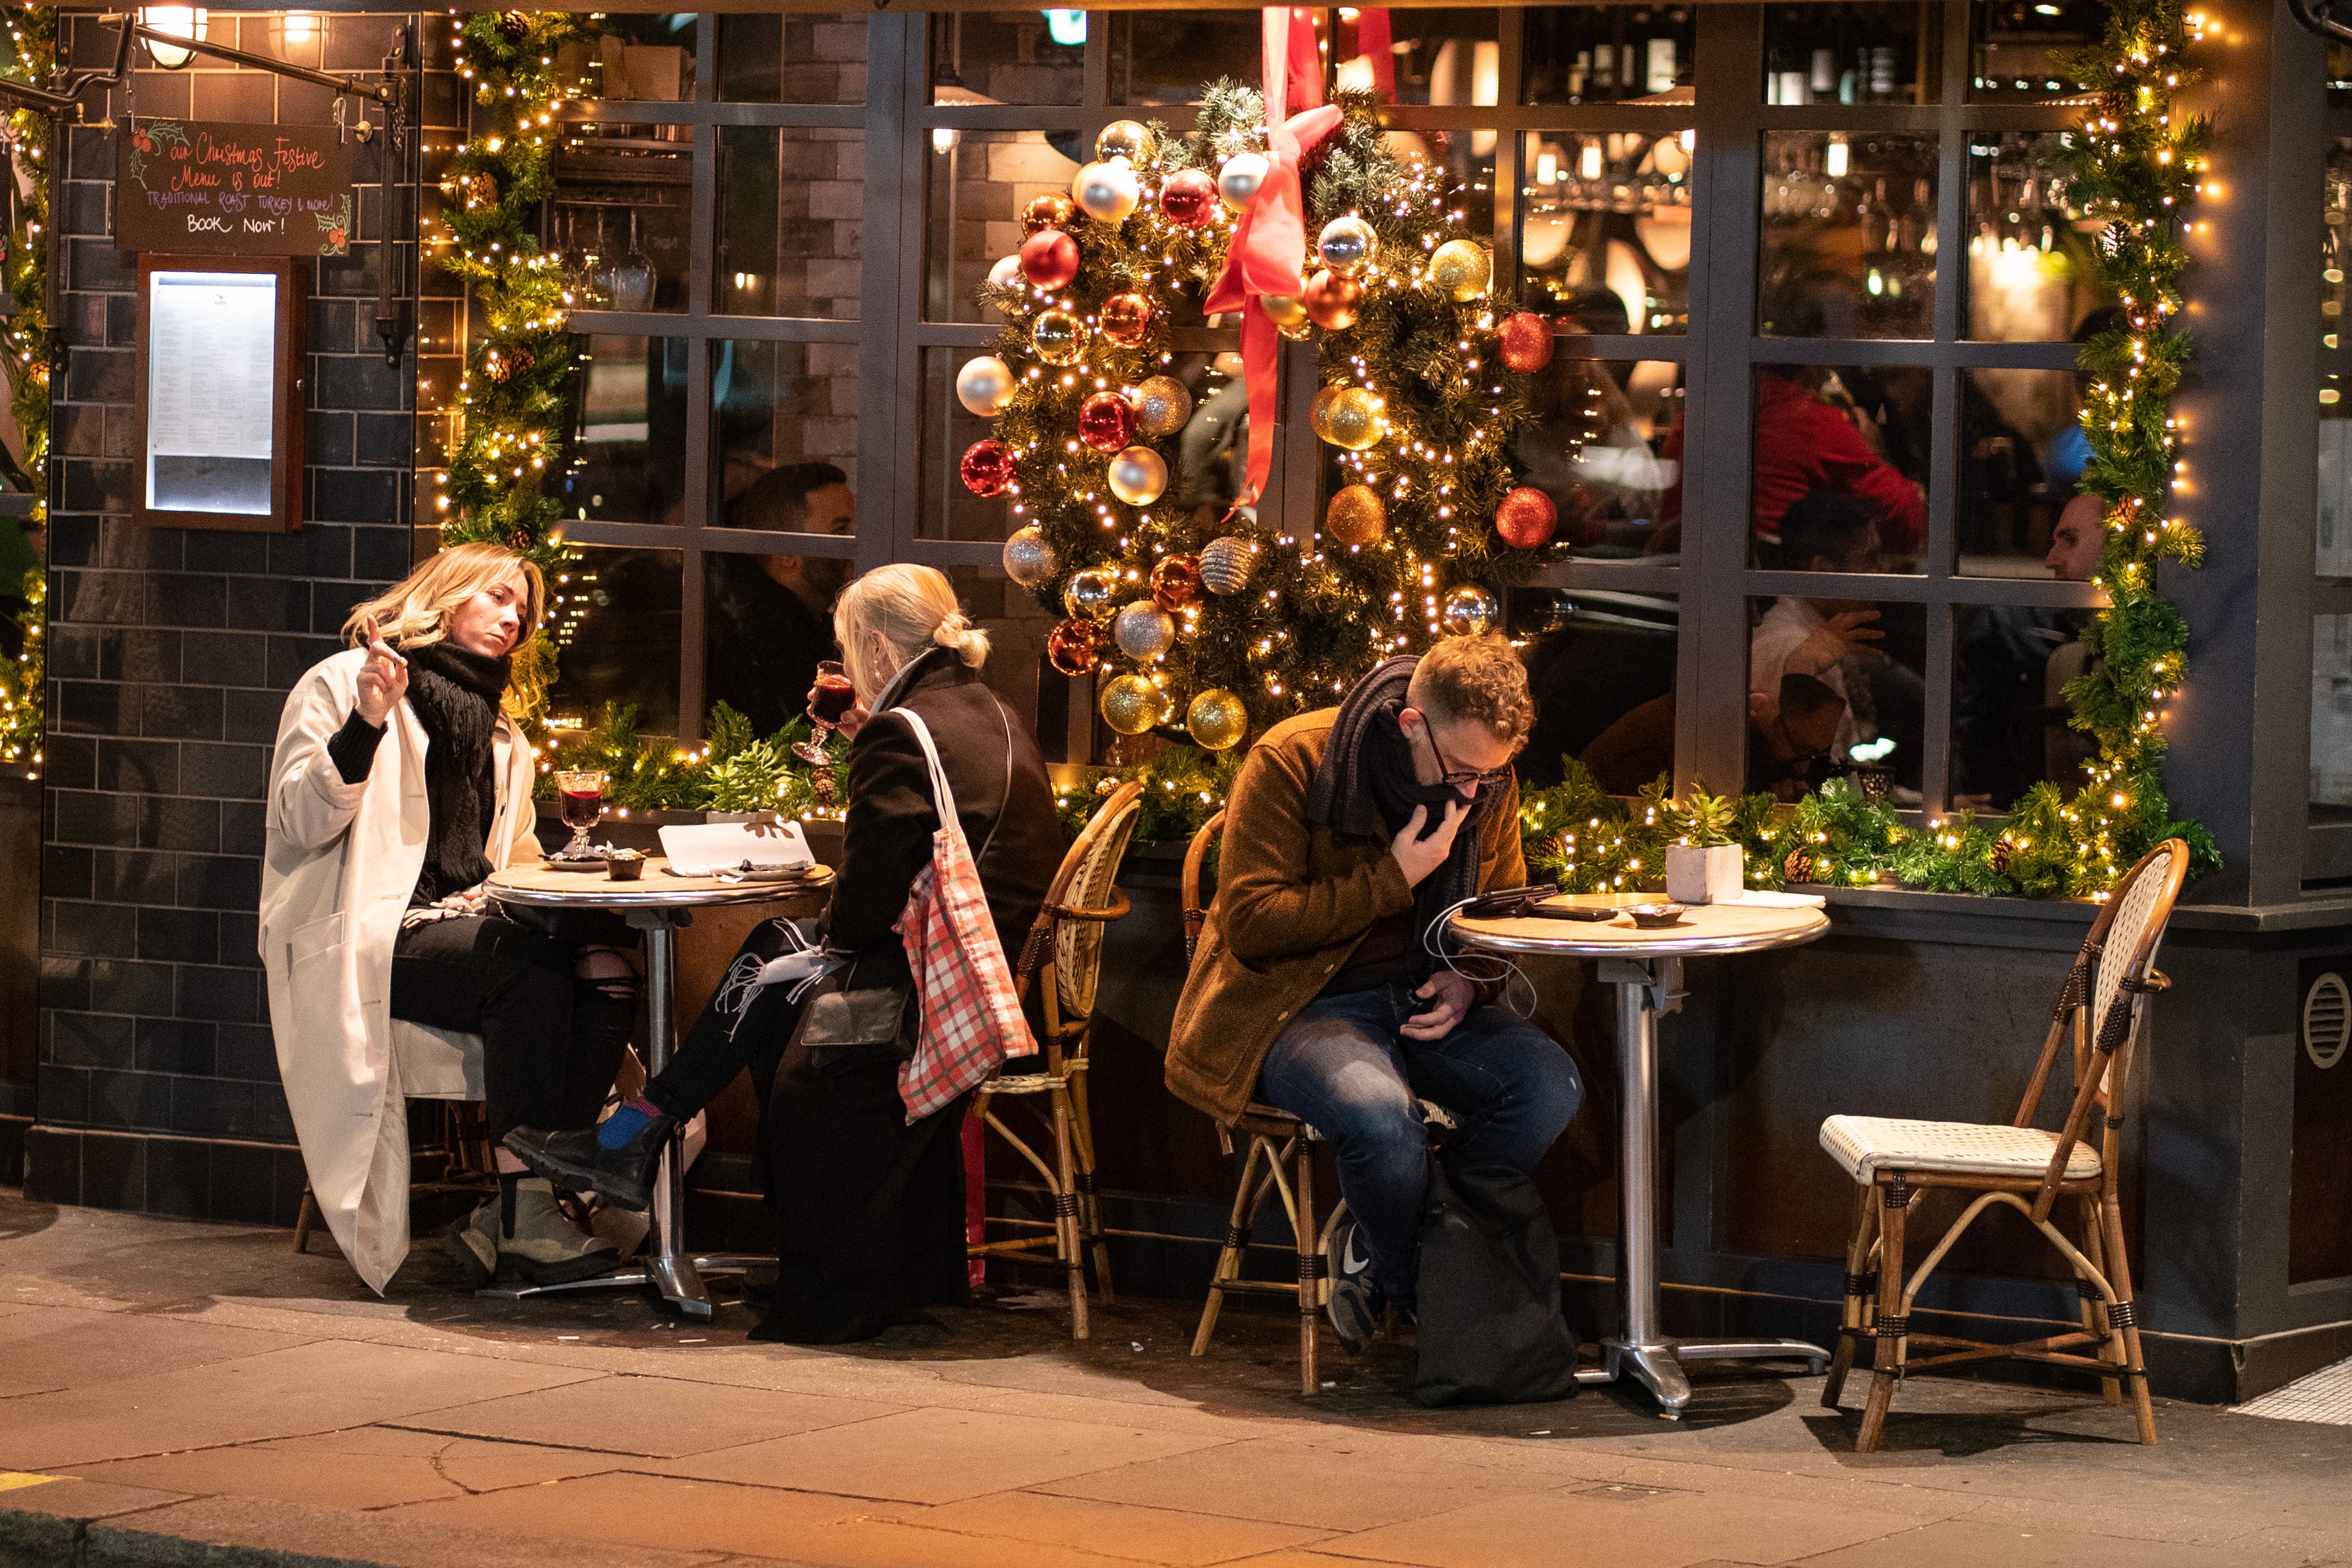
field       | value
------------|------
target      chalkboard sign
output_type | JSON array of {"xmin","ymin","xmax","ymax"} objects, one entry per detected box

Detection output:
[{"xmin": 115, "ymin": 120, "xmax": 353, "ymax": 258}]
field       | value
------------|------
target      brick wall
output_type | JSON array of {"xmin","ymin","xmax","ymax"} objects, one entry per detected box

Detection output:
[{"xmin": 28, "ymin": 12, "xmax": 452, "ymax": 1221}]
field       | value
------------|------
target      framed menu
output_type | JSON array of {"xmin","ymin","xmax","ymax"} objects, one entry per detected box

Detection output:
[{"xmin": 134, "ymin": 255, "xmax": 305, "ymax": 532}]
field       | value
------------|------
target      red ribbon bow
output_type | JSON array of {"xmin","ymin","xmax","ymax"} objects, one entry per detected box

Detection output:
[{"xmin": 1202, "ymin": 8, "xmax": 1341, "ymax": 507}]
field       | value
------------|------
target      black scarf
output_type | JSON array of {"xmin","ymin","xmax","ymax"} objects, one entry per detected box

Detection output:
[
  {"xmin": 1304, "ymin": 657, "xmax": 1497, "ymax": 982},
  {"xmin": 404, "ymin": 640, "xmax": 512, "ymax": 905}
]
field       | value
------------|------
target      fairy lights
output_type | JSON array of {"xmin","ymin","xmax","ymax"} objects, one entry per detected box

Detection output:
[{"xmin": 0, "ymin": 7, "xmax": 51, "ymax": 778}]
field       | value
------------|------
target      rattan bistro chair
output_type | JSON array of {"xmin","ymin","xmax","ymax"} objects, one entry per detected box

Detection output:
[
  {"xmin": 1818, "ymin": 840, "xmax": 2189, "ymax": 1451},
  {"xmin": 968, "ymin": 780, "xmax": 1144, "ymax": 1340},
  {"xmin": 1180, "ymin": 812, "xmax": 1342, "ymax": 1397}
]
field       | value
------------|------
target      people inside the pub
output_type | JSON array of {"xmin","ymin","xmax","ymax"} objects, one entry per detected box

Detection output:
[
  {"xmin": 1576, "ymin": 672, "xmax": 1845, "ymax": 803},
  {"xmin": 508, "ymin": 564, "xmax": 1062, "ymax": 1343},
  {"xmin": 260, "ymin": 544, "xmax": 637, "ymax": 1292},
  {"xmin": 1951, "ymin": 490, "xmax": 2107, "ymax": 806},
  {"xmin": 1164, "ymin": 637, "xmax": 1585, "ymax": 1351},
  {"xmin": 705, "ymin": 461, "xmax": 857, "ymax": 736}
]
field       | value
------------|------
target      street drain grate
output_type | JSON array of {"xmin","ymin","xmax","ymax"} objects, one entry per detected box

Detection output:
[{"xmin": 2231, "ymin": 1356, "xmax": 2352, "ymax": 1426}]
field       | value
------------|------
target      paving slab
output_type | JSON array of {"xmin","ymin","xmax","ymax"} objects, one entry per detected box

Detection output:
[
  {"xmin": 61, "ymin": 1428, "xmax": 648, "ymax": 1512},
  {"xmin": 1787, "ymin": 1515, "xmax": 2319, "ymax": 1568},
  {"xmin": 0, "ymin": 1475, "xmax": 192, "ymax": 1568},
  {"xmin": 385, "ymin": 1470, "xmax": 868, "ymax": 1561},
  {"xmin": 78, "ymin": 1492, "xmax": 743, "ymax": 1568},
  {"xmin": 383, "ymin": 1373, "xmax": 908, "ymax": 1458},
  {"xmin": 0, "ymin": 1308, "xmax": 318, "ymax": 1399},
  {"xmin": 0, "ymin": 1338, "xmax": 605, "ymax": 1470},
  {"xmin": 654, "ymin": 1407, "xmax": 1235, "ymax": 1504},
  {"xmin": 868, "ymin": 1490, "xmax": 1338, "ymax": 1566}
]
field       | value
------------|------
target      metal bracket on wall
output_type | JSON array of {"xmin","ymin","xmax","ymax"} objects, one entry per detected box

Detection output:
[
  {"xmin": 2290, "ymin": 0, "xmax": 2352, "ymax": 45},
  {"xmin": 375, "ymin": 19, "xmax": 420, "ymax": 367}
]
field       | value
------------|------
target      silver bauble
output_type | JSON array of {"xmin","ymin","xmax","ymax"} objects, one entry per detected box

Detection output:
[
  {"xmin": 955, "ymin": 355, "xmax": 1015, "ymax": 417},
  {"xmin": 1440, "ymin": 583, "xmax": 1501, "ymax": 637},
  {"xmin": 1001, "ymin": 525, "xmax": 1058, "ymax": 588},
  {"xmin": 1218, "ymin": 151, "xmax": 1269, "ymax": 211},
  {"xmin": 1134, "ymin": 375, "xmax": 1193, "ymax": 438},
  {"xmin": 1200, "ymin": 535, "xmax": 1257, "ymax": 595},
  {"xmin": 1071, "ymin": 158, "xmax": 1142, "ymax": 225},
  {"xmin": 1112, "ymin": 599, "xmax": 1177, "ymax": 660},
  {"xmin": 1106, "ymin": 445, "xmax": 1169, "ymax": 506},
  {"xmin": 987, "ymin": 254, "xmax": 1024, "ymax": 293},
  {"xmin": 1062, "ymin": 566, "xmax": 1120, "ymax": 622},
  {"xmin": 1317, "ymin": 214, "xmax": 1378, "ymax": 275}
]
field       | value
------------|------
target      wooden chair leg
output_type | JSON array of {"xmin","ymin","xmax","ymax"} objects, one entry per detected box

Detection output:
[
  {"xmin": 1822, "ymin": 1179, "xmax": 1877, "ymax": 1408},
  {"xmin": 293, "ymin": 1186, "xmax": 318, "ymax": 1254},
  {"xmin": 1067, "ymin": 1071, "xmax": 1113, "ymax": 1304},
  {"xmin": 1049, "ymin": 1082, "xmax": 1090, "ymax": 1340},
  {"xmin": 2077, "ymin": 1194, "xmax": 2121, "ymax": 1407},
  {"xmin": 1191, "ymin": 1135, "xmax": 1267, "ymax": 1357},
  {"xmin": 2099, "ymin": 1190, "xmax": 2158, "ymax": 1445},
  {"xmin": 1856, "ymin": 1173, "xmax": 1909, "ymax": 1453},
  {"xmin": 1295, "ymin": 1138, "xmax": 1320, "ymax": 1397}
]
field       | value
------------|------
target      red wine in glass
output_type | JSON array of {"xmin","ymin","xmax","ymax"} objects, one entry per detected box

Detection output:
[
  {"xmin": 554, "ymin": 770, "xmax": 607, "ymax": 859},
  {"xmin": 795, "ymin": 660, "xmax": 852, "ymax": 765},
  {"xmin": 810, "ymin": 674, "xmax": 856, "ymax": 725}
]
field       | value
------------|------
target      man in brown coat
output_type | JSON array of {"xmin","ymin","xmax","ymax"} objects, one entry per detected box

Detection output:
[{"xmin": 1167, "ymin": 637, "xmax": 1583, "ymax": 1349}]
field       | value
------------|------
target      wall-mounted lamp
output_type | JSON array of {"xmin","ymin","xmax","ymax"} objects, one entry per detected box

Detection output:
[
  {"xmin": 139, "ymin": 7, "xmax": 208, "ymax": 70},
  {"xmin": 931, "ymin": 126, "xmax": 959, "ymax": 152}
]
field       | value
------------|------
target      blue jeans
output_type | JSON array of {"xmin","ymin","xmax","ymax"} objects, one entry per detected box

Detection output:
[{"xmin": 1256, "ymin": 980, "xmax": 1582, "ymax": 1308}]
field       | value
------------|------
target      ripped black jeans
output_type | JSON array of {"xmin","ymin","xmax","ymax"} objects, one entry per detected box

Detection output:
[{"xmin": 387, "ymin": 908, "xmax": 639, "ymax": 1139}]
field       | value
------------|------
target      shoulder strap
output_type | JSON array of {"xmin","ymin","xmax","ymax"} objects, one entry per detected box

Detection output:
[{"xmin": 888, "ymin": 707, "xmax": 964, "ymax": 850}]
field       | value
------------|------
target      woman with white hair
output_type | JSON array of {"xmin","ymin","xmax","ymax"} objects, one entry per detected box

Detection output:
[
  {"xmin": 508, "ymin": 564, "xmax": 1061, "ymax": 1340},
  {"xmin": 262, "ymin": 543, "xmax": 634, "ymax": 1293}
]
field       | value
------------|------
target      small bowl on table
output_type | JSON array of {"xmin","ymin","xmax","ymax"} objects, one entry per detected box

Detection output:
[
  {"xmin": 1623, "ymin": 902, "xmax": 1687, "ymax": 929},
  {"xmin": 604, "ymin": 849, "xmax": 648, "ymax": 882}
]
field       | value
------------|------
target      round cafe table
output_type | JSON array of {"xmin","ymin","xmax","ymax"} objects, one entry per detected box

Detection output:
[
  {"xmin": 483, "ymin": 856, "xmax": 834, "ymax": 1320},
  {"xmin": 1449, "ymin": 892, "xmax": 1830, "ymax": 1417}
]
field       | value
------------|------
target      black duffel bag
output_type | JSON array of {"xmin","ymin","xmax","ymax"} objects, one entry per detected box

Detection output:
[{"xmin": 1410, "ymin": 1154, "xmax": 1582, "ymax": 1407}]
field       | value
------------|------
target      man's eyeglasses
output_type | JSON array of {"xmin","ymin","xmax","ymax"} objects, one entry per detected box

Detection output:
[{"xmin": 1419, "ymin": 721, "xmax": 1514, "ymax": 790}]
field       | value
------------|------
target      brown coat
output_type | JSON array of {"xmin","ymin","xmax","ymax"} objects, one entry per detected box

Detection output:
[{"xmin": 1164, "ymin": 709, "xmax": 1528, "ymax": 1124}]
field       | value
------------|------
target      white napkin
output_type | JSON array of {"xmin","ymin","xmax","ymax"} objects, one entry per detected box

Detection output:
[{"xmin": 658, "ymin": 820, "xmax": 814, "ymax": 876}]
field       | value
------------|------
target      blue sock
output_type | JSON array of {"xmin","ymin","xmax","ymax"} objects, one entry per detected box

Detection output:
[{"xmin": 597, "ymin": 1095, "xmax": 661, "ymax": 1149}]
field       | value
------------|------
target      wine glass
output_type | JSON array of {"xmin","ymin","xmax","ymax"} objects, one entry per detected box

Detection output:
[
  {"xmin": 794, "ymin": 660, "xmax": 854, "ymax": 766},
  {"xmin": 555, "ymin": 769, "xmax": 608, "ymax": 860}
]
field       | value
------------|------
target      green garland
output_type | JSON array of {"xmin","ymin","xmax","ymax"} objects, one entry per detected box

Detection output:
[
  {"xmin": 0, "ymin": 6, "xmax": 49, "ymax": 778},
  {"xmin": 534, "ymin": 699, "xmax": 847, "ymax": 821}
]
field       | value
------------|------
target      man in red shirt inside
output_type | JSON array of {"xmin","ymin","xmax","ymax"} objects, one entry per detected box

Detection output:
[{"xmin": 1751, "ymin": 365, "xmax": 1927, "ymax": 558}]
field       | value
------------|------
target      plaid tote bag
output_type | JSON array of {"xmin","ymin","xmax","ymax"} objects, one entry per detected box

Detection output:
[{"xmin": 888, "ymin": 706, "xmax": 1031, "ymax": 1122}]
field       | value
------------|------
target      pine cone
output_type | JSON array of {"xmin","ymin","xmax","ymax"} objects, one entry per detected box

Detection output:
[
  {"xmin": 1784, "ymin": 849, "xmax": 1814, "ymax": 885},
  {"xmin": 464, "ymin": 172, "xmax": 500, "ymax": 209},
  {"xmin": 1990, "ymin": 838, "xmax": 2014, "ymax": 875},
  {"xmin": 506, "ymin": 345, "xmax": 535, "ymax": 378},
  {"xmin": 481, "ymin": 353, "xmax": 512, "ymax": 384},
  {"xmin": 505, "ymin": 526, "xmax": 536, "ymax": 551},
  {"xmin": 498, "ymin": 11, "xmax": 529, "ymax": 42}
]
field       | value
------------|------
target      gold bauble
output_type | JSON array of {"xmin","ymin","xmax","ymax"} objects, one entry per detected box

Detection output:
[
  {"xmin": 1317, "ymin": 385, "xmax": 1384, "ymax": 451},
  {"xmin": 1325, "ymin": 483, "xmax": 1387, "ymax": 547},
  {"xmin": 1100, "ymin": 673, "xmax": 1168, "ymax": 736},
  {"xmin": 1106, "ymin": 445, "xmax": 1169, "ymax": 506},
  {"xmin": 1095, "ymin": 119, "xmax": 1152, "ymax": 162},
  {"xmin": 1134, "ymin": 375, "xmax": 1193, "ymax": 438},
  {"xmin": 1186, "ymin": 688, "xmax": 1249, "ymax": 751},
  {"xmin": 1427, "ymin": 238, "xmax": 1492, "ymax": 301},
  {"xmin": 1062, "ymin": 566, "xmax": 1120, "ymax": 622},
  {"xmin": 1033, "ymin": 309, "xmax": 1085, "ymax": 365},
  {"xmin": 1260, "ymin": 293, "xmax": 1309, "ymax": 328}
]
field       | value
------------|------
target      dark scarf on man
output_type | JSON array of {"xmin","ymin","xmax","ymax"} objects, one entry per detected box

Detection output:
[
  {"xmin": 1303, "ymin": 657, "xmax": 1497, "ymax": 982},
  {"xmin": 404, "ymin": 640, "xmax": 512, "ymax": 906}
]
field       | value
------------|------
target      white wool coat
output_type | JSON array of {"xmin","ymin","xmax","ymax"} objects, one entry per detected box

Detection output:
[{"xmin": 260, "ymin": 648, "xmax": 539, "ymax": 1292}]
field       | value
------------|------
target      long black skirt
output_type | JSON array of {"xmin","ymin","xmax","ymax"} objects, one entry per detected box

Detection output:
[{"xmin": 738, "ymin": 980, "xmax": 971, "ymax": 1345}]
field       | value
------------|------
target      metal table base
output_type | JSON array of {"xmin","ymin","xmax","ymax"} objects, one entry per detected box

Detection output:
[
  {"xmin": 477, "ymin": 911, "xmax": 724, "ymax": 1319},
  {"xmin": 1582, "ymin": 954, "xmax": 1827, "ymax": 1416}
]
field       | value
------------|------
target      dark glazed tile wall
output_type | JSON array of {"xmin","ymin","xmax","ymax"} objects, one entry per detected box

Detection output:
[{"xmin": 30, "ymin": 12, "xmax": 455, "ymax": 1221}]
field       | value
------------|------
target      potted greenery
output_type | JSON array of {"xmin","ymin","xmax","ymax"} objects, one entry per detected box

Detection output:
[
  {"xmin": 1665, "ymin": 785, "xmax": 1745, "ymax": 904},
  {"xmin": 703, "ymin": 738, "xmax": 787, "ymax": 824}
]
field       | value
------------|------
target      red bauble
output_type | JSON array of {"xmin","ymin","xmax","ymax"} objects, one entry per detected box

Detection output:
[
  {"xmin": 1046, "ymin": 619, "xmax": 1101, "ymax": 676},
  {"xmin": 1022, "ymin": 193, "xmax": 1076, "ymax": 235},
  {"xmin": 1150, "ymin": 553, "xmax": 1204, "ymax": 611},
  {"xmin": 1100, "ymin": 291, "xmax": 1155, "ymax": 347},
  {"xmin": 1019, "ymin": 228, "xmax": 1081, "ymax": 291},
  {"xmin": 1158, "ymin": 168, "xmax": 1217, "ymax": 228},
  {"xmin": 1303, "ymin": 269, "xmax": 1364, "ymax": 331},
  {"xmin": 1077, "ymin": 392, "xmax": 1137, "ymax": 453},
  {"xmin": 1497, "ymin": 311, "xmax": 1555, "ymax": 375},
  {"xmin": 1495, "ymin": 486, "xmax": 1558, "ymax": 550},
  {"xmin": 959, "ymin": 440, "xmax": 1016, "ymax": 497}
]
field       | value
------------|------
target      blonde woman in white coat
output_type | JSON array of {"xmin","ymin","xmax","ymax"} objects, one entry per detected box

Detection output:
[{"xmin": 262, "ymin": 543, "xmax": 635, "ymax": 1292}]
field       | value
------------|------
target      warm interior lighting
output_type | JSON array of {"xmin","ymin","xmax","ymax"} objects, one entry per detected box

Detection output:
[
  {"xmin": 140, "ymin": 7, "xmax": 208, "ymax": 69},
  {"xmin": 1579, "ymin": 140, "xmax": 1603, "ymax": 182},
  {"xmin": 1825, "ymin": 134, "xmax": 1849, "ymax": 180}
]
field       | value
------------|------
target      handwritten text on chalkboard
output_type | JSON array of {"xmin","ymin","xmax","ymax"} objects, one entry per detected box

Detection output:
[{"xmin": 115, "ymin": 120, "xmax": 353, "ymax": 258}]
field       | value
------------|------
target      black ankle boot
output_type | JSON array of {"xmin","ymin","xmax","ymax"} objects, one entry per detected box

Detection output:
[{"xmin": 502, "ymin": 1116, "xmax": 674, "ymax": 1212}]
